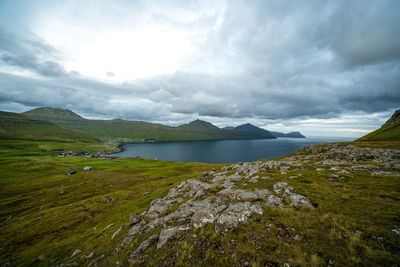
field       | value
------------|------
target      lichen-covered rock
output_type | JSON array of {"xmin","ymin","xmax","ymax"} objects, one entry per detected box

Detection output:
[
  {"xmin": 157, "ymin": 225, "xmax": 190, "ymax": 248},
  {"xmin": 130, "ymin": 234, "xmax": 159, "ymax": 261}
]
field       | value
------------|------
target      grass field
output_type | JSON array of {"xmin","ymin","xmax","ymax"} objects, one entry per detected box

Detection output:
[
  {"xmin": 1, "ymin": 139, "xmax": 399, "ymax": 266},
  {"xmin": 0, "ymin": 143, "xmax": 219, "ymax": 266}
]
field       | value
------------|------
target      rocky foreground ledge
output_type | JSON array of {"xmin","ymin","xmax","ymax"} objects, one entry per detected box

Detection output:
[{"xmin": 80, "ymin": 143, "xmax": 400, "ymax": 266}]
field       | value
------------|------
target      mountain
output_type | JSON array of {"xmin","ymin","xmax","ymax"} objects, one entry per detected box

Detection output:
[
  {"xmin": 23, "ymin": 108, "xmax": 276, "ymax": 141},
  {"xmin": 24, "ymin": 107, "xmax": 84, "ymax": 120},
  {"xmin": 230, "ymin": 123, "xmax": 276, "ymax": 139},
  {"xmin": 270, "ymin": 131, "xmax": 306, "ymax": 138},
  {"xmin": 178, "ymin": 119, "xmax": 221, "ymax": 131},
  {"xmin": 0, "ymin": 111, "xmax": 98, "ymax": 142},
  {"xmin": 358, "ymin": 110, "xmax": 400, "ymax": 141}
]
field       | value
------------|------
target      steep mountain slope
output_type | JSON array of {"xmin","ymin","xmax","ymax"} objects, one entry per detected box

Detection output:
[
  {"xmin": 358, "ymin": 110, "xmax": 400, "ymax": 141},
  {"xmin": 0, "ymin": 111, "xmax": 98, "ymax": 142},
  {"xmin": 23, "ymin": 108, "xmax": 277, "ymax": 141}
]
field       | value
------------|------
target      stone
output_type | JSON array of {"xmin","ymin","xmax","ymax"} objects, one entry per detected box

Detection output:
[
  {"xmin": 130, "ymin": 235, "xmax": 159, "ymax": 260},
  {"xmin": 103, "ymin": 195, "xmax": 115, "ymax": 203},
  {"xmin": 129, "ymin": 214, "xmax": 141, "ymax": 225},
  {"xmin": 71, "ymin": 249, "xmax": 81, "ymax": 257},
  {"xmin": 327, "ymin": 174, "xmax": 339, "ymax": 181},
  {"xmin": 280, "ymin": 166, "xmax": 290, "ymax": 174},
  {"xmin": 83, "ymin": 166, "xmax": 93, "ymax": 171},
  {"xmin": 289, "ymin": 193, "xmax": 313, "ymax": 208},
  {"xmin": 37, "ymin": 255, "xmax": 44, "ymax": 260},
  {"xmin": 261, "ymin": 176, "xmax": 274, "ymax": 179},
  {"xmin": 392, "ymin": 228, "xmax": 400, "ymax": 235},
  {"xmin": 263, "ymin": 195, "xmax": 284, "ymax": 207},
  {"xmin": 157, "ymin": 225, "xmax": 190, "ymax": 248},
  {"xmin": 120, "ymin": 221, "xmax": 146, "ymax": 247},
  {"xmin": 145, "ymin": 198, "xmax": 173, "ymax": 220},
  {"xmin": 219, "ymin": 188, "xmax": 270, "ymax": 200},
  {"xmin": 59, "ymin": 190, "xmax": 65, "ymax": 195},
  {"xmin": 248, "ymin": 176, "xmax": 259, "ymax": 183},
  {"xmin": 111, "ymin": 226, "xmax": 122, "ymax": 240},
  {"xmin": 227, "ymin": 173, "xmax": 243, "ymax": 182},
  {"xmin": 215, "ymin": 202, "xmax": 263, "ymax": 234},
  {"xmin": 273, "ymin": 182, "xmax": 288, "ymax": 194},
  {"xmin": 81, "ymin": 251, "xmax": 95, "ymax": 259},
  {"xmin": 293, "ymin": 234, "xmax": 302, "ymax": 241}
]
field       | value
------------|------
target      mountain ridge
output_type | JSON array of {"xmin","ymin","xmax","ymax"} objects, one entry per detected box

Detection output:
[
  {"xmin": 0, "ymin": 110, "xmax": 98, "ymax": 142},
  {"xmin": 22, "ymin": 107, "xmax": 286, "ymax": 141}
]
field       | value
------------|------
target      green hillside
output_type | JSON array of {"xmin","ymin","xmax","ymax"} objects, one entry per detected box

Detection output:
[
  {"xmin": 0, "ymin": 111, "xmax": 98, "ymax": 142},
  {"xmin": 23, "ymin": 108, "xmax": 277, "ymax": 141},
  {"xmin": 358, "ymin": 110, "xmax": 400, "ymax": 141}
]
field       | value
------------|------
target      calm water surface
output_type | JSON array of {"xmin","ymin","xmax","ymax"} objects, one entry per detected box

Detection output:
[{"xmin": 114, "ymin": 137, "xmax": 354, "ymax": 163}]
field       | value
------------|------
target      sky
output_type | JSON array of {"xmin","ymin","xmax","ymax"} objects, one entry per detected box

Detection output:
[{"xmin": 0, "ymin": 0, "xmax": 399, "ymax": 138}]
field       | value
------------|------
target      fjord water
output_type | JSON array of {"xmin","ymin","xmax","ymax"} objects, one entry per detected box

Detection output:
[{"xmin": 114, "ymin": 137, "xmax": 354, "ymax": 163}]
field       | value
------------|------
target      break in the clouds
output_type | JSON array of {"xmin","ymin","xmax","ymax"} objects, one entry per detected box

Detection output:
[{"xmin": 0, "ymin": 0, "xmax": 399, "ymax": 137}]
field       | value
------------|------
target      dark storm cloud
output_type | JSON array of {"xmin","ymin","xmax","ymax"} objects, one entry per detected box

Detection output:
[
  {"xmin": 0, "ymin": 0, "xmax": 399, "ymax": 136},
  {"xmin": 1, "ymin": 53, "xmax": 66, "ymax": 77},
  {"xmin": 0, "ymin": 30, "xmax": 67, "ymax": 77}
]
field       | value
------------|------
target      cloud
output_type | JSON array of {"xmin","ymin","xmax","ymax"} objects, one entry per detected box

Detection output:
[{"xmin": 0, "ymin": 0, "xmax": 399, "ymax": 137}]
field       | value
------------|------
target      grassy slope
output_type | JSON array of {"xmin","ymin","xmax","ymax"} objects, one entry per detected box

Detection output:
[
  {"xmin": 0, "ymin": 152, "xmax": 218, "ymax": 266},
  {"xmin": 23, "ymin": 108, "xmax": 276, "ymax": 141},
  {"xmin": 358, "ymin": 110, "xmax": 400, "ymax": 141},
  {"xmin": 0, "ymin": 111, "xmax": 98, "ymax": 143},
  {"xmin": 0, "ymin": 139, "xmax": 399, "ymax": 266}
]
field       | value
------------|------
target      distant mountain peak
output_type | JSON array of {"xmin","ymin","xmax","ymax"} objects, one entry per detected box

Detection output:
[
  {"xmin": 24, "ymin": 107, "xmax": 84, "ymax": 120},
  {"xmin": 179, "ymin": 119, "xmax": 220, "ymax": 130}
]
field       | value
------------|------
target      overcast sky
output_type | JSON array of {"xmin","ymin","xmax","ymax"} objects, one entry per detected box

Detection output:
[{"xmin": 0, "ymin": 0, "xmax": 399, "ymax": 138}]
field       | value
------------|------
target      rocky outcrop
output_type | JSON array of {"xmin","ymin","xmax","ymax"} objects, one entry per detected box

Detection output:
[
  {"xmin": 296, "ymin": 143, "xmax": 400, "ymax": 162},
  {"xmin": 115, "ymin": 160, "xmax": 315, "ymax": 262}
]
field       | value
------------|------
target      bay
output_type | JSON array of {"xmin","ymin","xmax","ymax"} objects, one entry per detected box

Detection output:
[{"xmin": 114, "ymin": 137, "xmax": 354, "ymax": 163}]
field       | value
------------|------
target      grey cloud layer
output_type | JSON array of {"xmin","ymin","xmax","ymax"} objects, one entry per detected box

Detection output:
[{"xmin": 0, "ymin": 0, "xmax": 399, "ymax": 132}]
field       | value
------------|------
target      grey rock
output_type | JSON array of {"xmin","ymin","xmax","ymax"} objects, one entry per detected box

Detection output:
[
  {"xmin": 81, "ymin": 251, "xmax": 95, "ymax": 259},
  {"xmin": 327, "ymin": 174, "xmax": 340, "ymax": 181},
  {"xmin": 289, "ymin": 193, "xmax": 313, "ymax": 208},
  {"xmin": 280, "ymin": 166, "xmax": 290, "ymax": 174},
  {"xmin": 83, "ymin": 166, "xmax": 93, "ymax": 171},
  {"xmin": 111, "ymin": 226, "xmax": 122, "ymax": 240},
  {"xmin": 130, "ymin": 234, "xmax": 158, "ymax": 260},
  {"xmin": 157, "ymin": 225, "xmax": 190, "ymax": 248},
  {"xmin": 293, "ymin": 234, "xmax": 302, "ymax": 241},
  {"xmin": 392, "ymin": 228, "xmax": 400, "ymax": 235},
  {"xmin": 71, "ymin": 249, "xmax": 81, "ymax": 257},
  {"xmin": 129, "ymin": 214, "xmax": 141, "ymax": 225},
  {"xmin": 219, "ymin": 188, "xmax": 270, "ymax": 200},
  {"xmin": 248, "ymin": 176, "xmax": 259, "ymax": 183},
  {"xmin": 102, "ymin": 195, "xmax": 114, "ymax": 203},
  {"xmin": 227, "ymin": 173, "xmax": 243, "ymax": 182}
]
